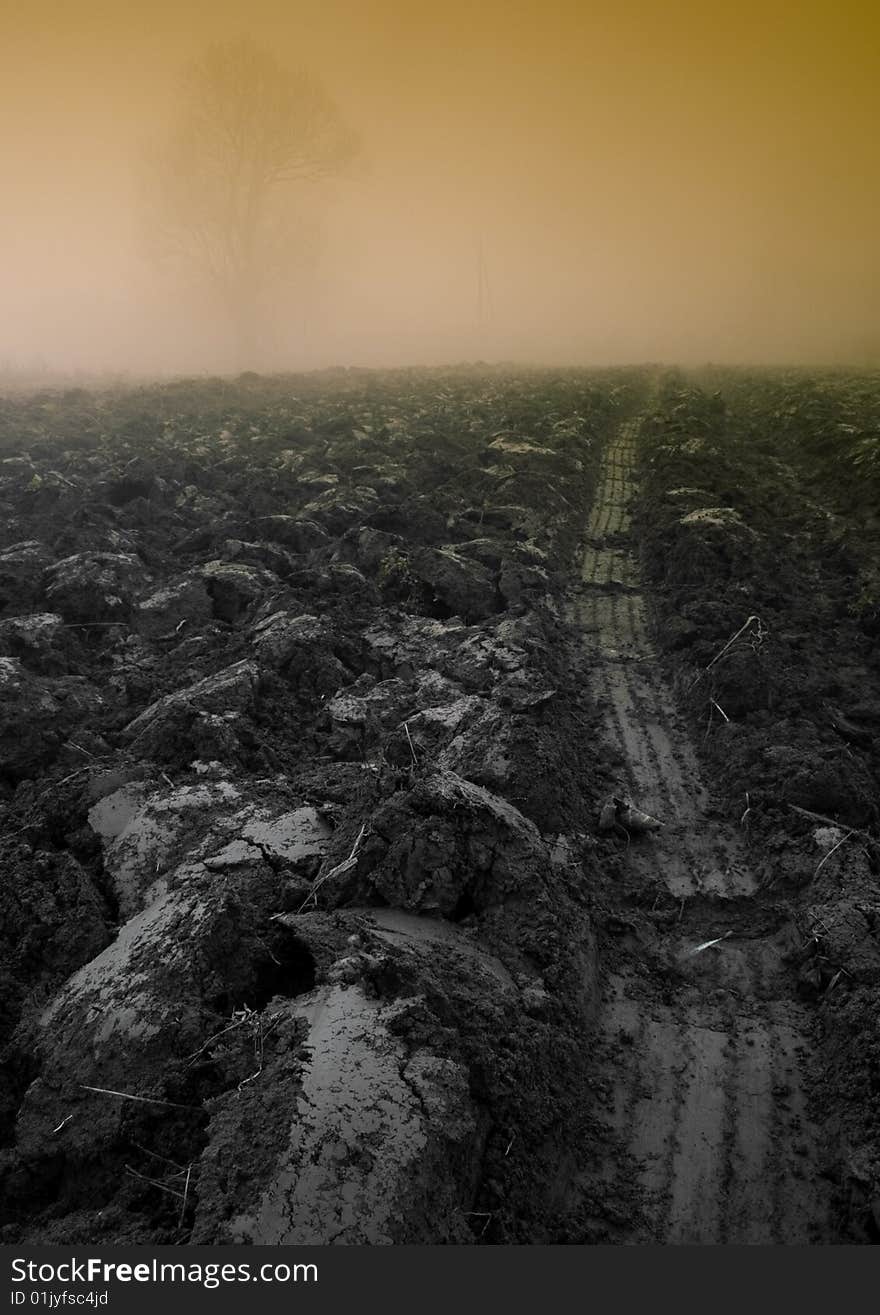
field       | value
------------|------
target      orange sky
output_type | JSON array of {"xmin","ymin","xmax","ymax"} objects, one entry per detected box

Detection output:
[{"xmin": 1, "ymin": 0, "xmax": 878, "ymax": 371}]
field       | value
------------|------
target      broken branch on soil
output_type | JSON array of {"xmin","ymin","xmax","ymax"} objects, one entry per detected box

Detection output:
[
  {"xmin": 80, "ymin": 1084, "xmax": 201, "ymax": 1111},
  {"xmin": 183, "ymin": 1016, "xmax": 248, "ymax": 1068},
  {"xmin": 813, "ymin": 829, "xmax": 854, "ymax": 879},
  {"xmin": 688, "ymin": 614, "xmax": 764, "ymax": 692},
  {"xmin": 682, "ymin": 930, "xmax": 733, "ymax": 958},
  {"xmin": 178, "ymin": 1163, "xmax": 192, "ymax": 1229},
  {"xmin": 823, "ymin": 968, "xmax": 851, "ymax": 998},
  {"xmin": 788, "ymin": 803, "xmax": 872, "ymax": 840},
  {"xmin": 296, "ymin": 821, "xmax": 367, "ymax": 914},
  {"xmin": 66, "ymin": 742, "xmax": 96, "ymax": 759},
  {"xmin": 460, "ymin": 1210, "xmax": 493, "ymax": 1238},
  {"xmin": 124, "ymin": 1165, "xmax": 186, "ymax": 1200},
  {"xmin": 403, "ymin": 720, "xmax": 419, "ymax": 768},
  {"xmin": 130, "ymin": 1141, "xmax": 185, "ymax": 1171}
]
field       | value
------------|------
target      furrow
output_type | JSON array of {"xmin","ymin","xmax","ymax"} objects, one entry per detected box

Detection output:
[{"xmin": 571, "ymin": 408, "xmax": 833, "ymax": 1245}]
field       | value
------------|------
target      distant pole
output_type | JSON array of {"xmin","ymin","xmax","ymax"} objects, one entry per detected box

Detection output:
[{"xmin": 475, "ymin": 232, "xmax": 492, "ymax": 351}]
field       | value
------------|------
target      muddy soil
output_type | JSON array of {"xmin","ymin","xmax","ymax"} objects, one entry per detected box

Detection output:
[
  {"xmin": 0, "ymin": 367, "xmax": 642, "ymax": 1244},
  {"xmin": 0, "ymin": 365, "xmax": 874, "ymax": 1244},
  {"xmin": 566, "ymin": 410, "xmax": 837, "ymax": 1242},
  {"xmin": 627, "ymin": 372, "xmax": 880, "ymax": 1241}
]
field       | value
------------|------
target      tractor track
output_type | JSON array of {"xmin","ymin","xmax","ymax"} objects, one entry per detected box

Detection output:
[{"xmin": 569, "ymin": 412, "xmax": 835, "ymax": 1244}]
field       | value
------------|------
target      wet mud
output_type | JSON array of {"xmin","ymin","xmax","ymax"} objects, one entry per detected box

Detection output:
[
  {"xmin": 568, "ymin": 411, "xmax": 834, "ymax": 1242},
  {"xmin": 0, "ymin": 366, "xmax": 876, "ymax": 1243}
]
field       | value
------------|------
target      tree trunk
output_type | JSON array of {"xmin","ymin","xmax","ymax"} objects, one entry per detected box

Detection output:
[{"xmin": 230, "ymin": 294, "xmax": 262, "ymax": 372}]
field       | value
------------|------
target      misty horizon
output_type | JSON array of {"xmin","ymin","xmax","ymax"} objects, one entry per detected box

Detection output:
[{"xmin": 2, "ymin": 0, "xmax": 879, "ymax": 375}]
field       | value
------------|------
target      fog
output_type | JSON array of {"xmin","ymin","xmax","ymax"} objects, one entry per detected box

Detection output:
[{"xmin": 2, "ymin": 0, "xmax": 879, "ymax": 375}]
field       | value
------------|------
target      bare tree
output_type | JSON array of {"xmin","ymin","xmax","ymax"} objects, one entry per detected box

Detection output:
[{"xmin": 145, "ymin": 39, "xmax": 359, "ymax": 367}]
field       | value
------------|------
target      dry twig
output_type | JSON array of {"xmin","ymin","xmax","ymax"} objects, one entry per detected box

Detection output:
[
  {"xmin": 130, "ymin": 1141, "xmax": 185, "ymax": 1171},
  {"xmin": 788, "ymin": 803, "xmax": 871, "ymax": 840},
  {"xmin": 682, "ymin": 930, "xmax": 732, "ymax": 958},
  {"xmin": 688, "ymin": 614, "xmax": 765, "ymax": 693},
  {"xmin": 124, "ymin": 1165, "xmax": 186, "ymax": 1199},
  {"xmin": 80, "ymin": 1084, "xmax": 200, "ymax": 1111},
  {"xmin": 814, "ymin": 830, "xmax": 853, "ymax": 879},
  {"xmin": 296, "ymin": 821, "xmax": 367, "ymax": 914},
  {"xmin": 403, "ymin": 721, "xmax": 419, "ymax": 768},
  {"xmin": 178, "ymin": 1164, "xmax": 192, "ymax": 1229}
]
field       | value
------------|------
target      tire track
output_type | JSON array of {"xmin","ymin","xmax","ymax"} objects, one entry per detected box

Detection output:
[{"xmin": 569, "ymin": 411, "xmax": 834, "ymax": 1244}]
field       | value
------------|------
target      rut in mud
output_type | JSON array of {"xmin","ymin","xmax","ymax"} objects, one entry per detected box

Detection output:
[{"xmin": 570, "ymin": 413, "xmax": 836, "ymax": 1244}]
